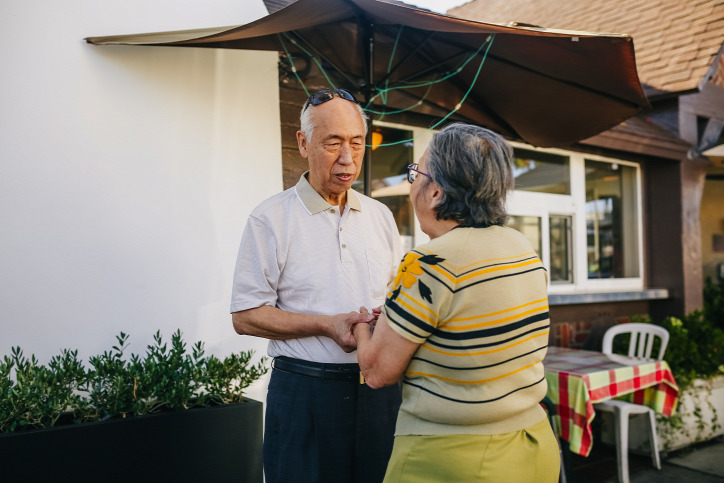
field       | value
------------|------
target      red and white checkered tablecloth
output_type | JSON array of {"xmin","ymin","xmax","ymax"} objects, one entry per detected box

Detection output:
[{"xmin": 544, "ymin": 346, "xmax": 679, "ymax": 456}]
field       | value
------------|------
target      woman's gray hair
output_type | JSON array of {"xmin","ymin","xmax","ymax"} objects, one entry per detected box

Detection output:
[
  {"xmin": 299, "ymin": 97, "xmax": 369, "ymax": 140},
  {"xmin": 426, "ymin": 123, "xmax": 514, "ymax": 227}
]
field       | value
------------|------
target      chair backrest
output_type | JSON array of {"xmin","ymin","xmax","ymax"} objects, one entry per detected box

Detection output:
[{"xmin": 601, "ymin": 323, "xmax": 670, "ymax": 361}]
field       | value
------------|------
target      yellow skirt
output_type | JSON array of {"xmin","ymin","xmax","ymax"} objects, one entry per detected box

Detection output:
[{"xmin": 383, "ymin": 417, "xmax": 560, "ymax": 482}]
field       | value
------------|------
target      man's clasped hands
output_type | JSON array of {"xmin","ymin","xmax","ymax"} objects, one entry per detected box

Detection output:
[{"xmin": 330, "ymin": 306, "xmax": 382, "ymax": 353}]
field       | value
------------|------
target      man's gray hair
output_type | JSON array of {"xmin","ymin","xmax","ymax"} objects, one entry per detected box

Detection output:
[
  {"xmin": 299, "ymin": 96, "xmax": 369, "ymax": 141},
  {"xmin": 426, "ymin": 123, "xmax": 514, "ymax": 227}
]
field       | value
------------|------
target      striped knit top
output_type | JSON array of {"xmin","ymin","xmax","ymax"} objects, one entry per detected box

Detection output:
[{"xmin": 382, "ymin": 225, "xmax": 550, "ymax": 436}]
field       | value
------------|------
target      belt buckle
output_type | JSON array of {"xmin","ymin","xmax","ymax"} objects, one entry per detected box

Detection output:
[{"xmin": 359, "ymin": 372, "xmax": 365, "ymax": 385}]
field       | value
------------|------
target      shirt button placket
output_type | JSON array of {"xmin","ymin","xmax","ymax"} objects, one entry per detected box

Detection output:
[{"xmin": 338, "ymin": 213, "xmax": 350, "ymax": 262}]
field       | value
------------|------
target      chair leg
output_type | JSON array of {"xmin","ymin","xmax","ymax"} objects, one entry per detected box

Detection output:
[
  {"xmin": 559, "ymin": 439, "xmax": 570, "ymax": 483},
  {"xmin": 613, "ymin": 406, "xmax": 630, "ymax": 483},
  {"xmin": 542, "ymin": 397, "xmax": 568, "ymax": 483},
  {"xmin": 647, "ymin": 410, "xmax": 661, "ymax": 470}
]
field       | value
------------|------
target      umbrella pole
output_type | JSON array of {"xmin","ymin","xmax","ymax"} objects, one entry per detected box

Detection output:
[
  {"xmin": 364, "ymin": 113, "xmax": 372, "ymax": 197},
  {"xmin": 363, "ymin": 17, "xmax": 374, "ymax": 198}
]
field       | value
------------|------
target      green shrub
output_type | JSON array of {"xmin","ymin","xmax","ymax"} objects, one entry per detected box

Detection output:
[
  {"xmin": 657, "ymin": 311, "xmax": 724, "ymax": 389},
  {"xmin": 0, "ymin": 331, "xmax": 268, "ymax": 433},
  {"xmin": 87, "ymin": 332, "xmax": 141, "ymax": 419},
  {"xmin": 704, "ymin": 277, "xmax": 724, "ymax": 332},
  {"xmin": 637, "ymin": 308, "xmax": 724, "ymax": 447}
]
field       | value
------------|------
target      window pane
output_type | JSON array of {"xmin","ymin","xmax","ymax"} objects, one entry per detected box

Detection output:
[
  {"xmin": 549, "ymin": 215, "xmax": 572, "ymax": 283},
  {"xmin": 585, "ymin": 160, "xmax": 640, "ymax": 278},
  {"xmin": 513, "ymin": 148, "xmax": 570, "ymax": 194},
  {"xmin": 360, "ymin": 126, "xmax": 415, "ymax": 252},
  {"xmin": 507, "ymin": 215, "xmax": 542, "ymax": 255}
]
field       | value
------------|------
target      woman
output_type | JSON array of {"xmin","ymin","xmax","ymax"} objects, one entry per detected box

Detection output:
[{"xmin": 353, "ymin": 123, "xmax": 559, "ymax": 482}]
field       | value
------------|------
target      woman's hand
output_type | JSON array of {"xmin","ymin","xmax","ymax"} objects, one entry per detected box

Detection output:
[
  {"xmin": 353, "ymin": 309, "xmax": 374, "ymax": 344},
  {"xmin": 353, "ymin": 306, "xmax": 420, "ymax": 388}
]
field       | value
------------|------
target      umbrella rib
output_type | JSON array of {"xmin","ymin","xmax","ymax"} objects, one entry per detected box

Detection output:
[
  {"xmin": 392, "ymin": 33, "xmax": 481, "ymax": 92},
  {"xmin": 484, "ymin": 52, "xmax": 642, "ymax": 108},
  {"xmin": 285, "ymin": 31, "xmax": 361, "ymax": 90},
  {"xmin": 363, "ymin": 33, "xmax": 511, "ymax": 134},
  {"xmin": 377, "ymin": 29, "xmax": 437, "ymax": 86},
  {"xmin": 371, "ymin": 78, "xmax": 516, "ymax": 137},
  {"xmin": 386, "ymin": 50, "xmax": 472, "ymax": 86},
  {"xmin": 390, "ymin": 35, "xmax": 490, "ymax": 113},
  {"xmin": 439, "ymin": 36, "xmax": 644, "ymax": 109}
]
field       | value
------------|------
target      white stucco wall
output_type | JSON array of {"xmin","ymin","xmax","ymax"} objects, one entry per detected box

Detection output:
[{"xmin": 0, "ymin": 0, "xmax": 280, "ymax": 402}]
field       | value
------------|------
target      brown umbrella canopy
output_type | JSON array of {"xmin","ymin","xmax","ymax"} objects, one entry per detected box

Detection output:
[{"xmin": 86, "ymin": 0, "xmax": 650, "ymax": 147}]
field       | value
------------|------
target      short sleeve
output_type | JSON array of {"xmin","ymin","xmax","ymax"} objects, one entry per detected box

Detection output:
[
  {"xmin": 382, "ymin": 251, "xmax": 445, "ymax": 344},
  {"xmin": 230, "ymin": 215, "xmax": 280, "ymax": 313}
]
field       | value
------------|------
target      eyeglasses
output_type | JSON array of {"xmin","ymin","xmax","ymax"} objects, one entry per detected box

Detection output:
[
  {"xmin": 302, "ymin": 88, "xmax": 357, "ymax": 112},
  {"xmin": 407, "ymin": 163, "xmax": 432, "ymax": 184}
]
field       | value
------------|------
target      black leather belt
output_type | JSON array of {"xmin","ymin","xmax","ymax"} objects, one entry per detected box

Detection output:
[{"xmin": 273, "ymin": 356, "xmax": 364, "ymax": 384}]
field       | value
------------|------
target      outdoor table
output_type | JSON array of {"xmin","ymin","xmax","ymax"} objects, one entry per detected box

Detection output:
[{"xmin": 543, "ymin": 346, "xmax": 679, "ymax": 456}]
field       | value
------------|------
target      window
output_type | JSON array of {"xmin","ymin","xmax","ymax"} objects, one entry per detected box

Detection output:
[
  {"xmin": 354, "ymin": 125, "xmax": 417, "ymax": 252},
  {"xmin": 506, "ymin": 214, "xmax": 572, "ymax": 284},
  {"xmin": 585, "ymin": 160, "xmax": 640, "ymax": 279},
  {"xmin": 513, "ymin": 149, "xmax": 570, "ymax": 195},
  {"xmin": 354, "ymin": 125, "xmax": 644, "ymax": 293},
  {"xmin": 506, "ymin": 145, "xmax": 643, "ymax": 292},
  {"xmin": 507, "ymin": 215, "xmax": 542, "ymax": 255},
  {"xmin": 549, "ymin": 215, "xmax": 573, "ymax": 283}
]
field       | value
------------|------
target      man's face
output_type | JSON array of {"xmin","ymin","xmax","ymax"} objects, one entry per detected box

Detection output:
[{"xmin": 297, "ymin": 98, "xmax": 366, "ymax": 202}]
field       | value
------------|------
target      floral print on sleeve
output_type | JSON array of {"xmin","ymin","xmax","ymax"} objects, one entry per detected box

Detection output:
[
  {"xmin": 389, "ymin": 252, "xmax": 445, "ymax": 304},
  {"xmin": 394, "ymin": 252, "xmax": 424, "ymax": 289}
]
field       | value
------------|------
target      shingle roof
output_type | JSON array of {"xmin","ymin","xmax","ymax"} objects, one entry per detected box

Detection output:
[
  {"xmin": 583, "ymin": 116, "xmax": 691, "ymax": 159},
  {"xmin": 449, "ymin": 0, "xmax": 724, "ymax": 95}
]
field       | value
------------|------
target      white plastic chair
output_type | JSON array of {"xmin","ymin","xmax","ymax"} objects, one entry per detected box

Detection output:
[{"xmin": 594, "ymin": 323, "xmax": 670, "ymax": 483}]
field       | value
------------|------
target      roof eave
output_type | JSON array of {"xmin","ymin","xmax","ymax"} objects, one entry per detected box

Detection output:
[{"xmin": 579, "ymin": 128, "xmax": 690, "ymax": 160}]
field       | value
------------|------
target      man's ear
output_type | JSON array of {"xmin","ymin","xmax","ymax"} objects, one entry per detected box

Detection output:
[{"xmin": 297, "ymin": 130, "xmax": 309, "ymax": 158}]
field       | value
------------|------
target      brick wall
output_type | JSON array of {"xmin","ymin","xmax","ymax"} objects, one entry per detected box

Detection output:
[{"xmin": 549, "ymin": 300, "xmax": 649, "ymax": 350}]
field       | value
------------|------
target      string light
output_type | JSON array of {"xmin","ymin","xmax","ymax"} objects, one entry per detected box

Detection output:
[{"xmin": 278, "ymin": 30, "xmax": 496, "ymax": 148}]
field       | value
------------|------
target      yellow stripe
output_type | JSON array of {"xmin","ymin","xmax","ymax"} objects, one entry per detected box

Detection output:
[
  {"xmin": 417, "ymin": 247, "xmax": 538, "ymax": 271},
  {"xmin": 454, "ymin": 251, "xmax": 538, "ymax": 271},
  {"xmin": 422, "ymin": 330, "xmax": 549, "ymax": 357},
  {"xmin": 448, "ymin": 298, "xmax": 549, "ymax": 323},
  {"xmin": 454, "ymin": 259, "xmax": 540, "ymax": 283},
  {"xmin": 386, "ymin": 288, "xmax": 439, "ymax": 319},
  {"xmin": 428, "ymin": 258, "xmax": 540, "ymax": 284},
  {"xmin": 395, "ymin": 292, "xmax": 438, "ymax": 325},
  {"xmin": 446, "ymin": 305, "xmax": 549, "ymax": 331},
  {"xmin": 406, "ymin": 360, "xmax": 543, "ymax": 384}
]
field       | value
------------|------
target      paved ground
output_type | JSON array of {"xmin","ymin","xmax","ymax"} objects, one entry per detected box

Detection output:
[{"xmin": 566, "ymin": 436, "xmax": 724, "ymax": 483}]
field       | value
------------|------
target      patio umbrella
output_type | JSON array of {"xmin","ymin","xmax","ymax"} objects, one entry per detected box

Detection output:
[{"xmin": 85, "ymin": 0, "xmax": 649, "ymax": 148}]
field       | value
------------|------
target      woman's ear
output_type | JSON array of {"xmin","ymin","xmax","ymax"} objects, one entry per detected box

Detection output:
[{"xmin": 428, "ymin": 181, "xmax": 443, "ymax": 210}]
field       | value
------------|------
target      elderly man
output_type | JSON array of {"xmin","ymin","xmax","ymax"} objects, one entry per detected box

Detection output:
[{"xmin": 231, "ymin": 88, "xmax": 403, "ymax": 483}]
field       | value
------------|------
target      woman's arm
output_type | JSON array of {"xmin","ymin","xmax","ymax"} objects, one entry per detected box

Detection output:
[{"xmin": 353, "ymin": 308, "xmax": 420, "ymax": 389}]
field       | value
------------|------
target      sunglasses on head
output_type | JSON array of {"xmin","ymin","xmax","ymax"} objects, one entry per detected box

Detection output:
[{"xmin": 303, "ymin": 88, "xmax": 358, "ymax": 112}]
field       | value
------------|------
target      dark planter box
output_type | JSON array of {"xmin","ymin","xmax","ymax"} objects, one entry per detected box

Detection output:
[{"xmin": 0, "ymin": 398, "xmax": 263, "ymax": 483}]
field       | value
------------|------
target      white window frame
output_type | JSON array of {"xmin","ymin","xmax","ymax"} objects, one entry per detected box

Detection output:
[
  {"xmin": 371, "ymin": 120, "xmax": 434, "ymax": 246},
  {"xmin": 369, "ymin": 126, "xmax": 645, "ymax": 294},
  {"xmin": 506, "ymin": 142, "xmax": 644, "ymax": 294}
]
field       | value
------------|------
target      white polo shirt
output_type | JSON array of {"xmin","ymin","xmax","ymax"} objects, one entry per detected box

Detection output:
[{"xmin": 231, "ymin": 173, "xmax": 403, "ymax": 363}]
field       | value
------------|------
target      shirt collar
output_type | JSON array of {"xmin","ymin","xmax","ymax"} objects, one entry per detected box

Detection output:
[{"xmin": 295, "ymin": 172, "xmax": 362, "ymax": 215}]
